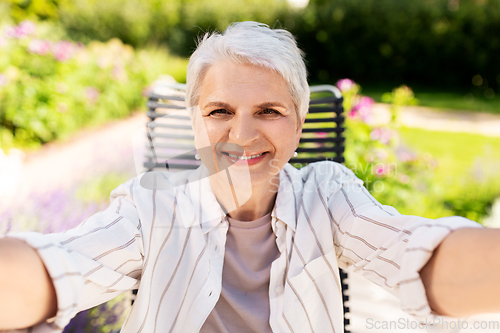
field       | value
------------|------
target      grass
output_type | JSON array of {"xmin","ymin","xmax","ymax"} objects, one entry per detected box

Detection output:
[
  {"xmin": 360, "ymin": 83, "xmax": 500, "ymax": 115},
  {"xmin": 398, "ymin": 127, "xmax": 500, "ymax": 222}
]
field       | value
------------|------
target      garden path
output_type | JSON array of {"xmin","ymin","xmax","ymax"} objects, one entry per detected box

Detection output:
[
  {"xmin": 1, "ymin": 105, "xmax": 500, "ymax": 332},
  {"xmin": 372, "ymin": 104, "xmax": 500, "ymax": 137}
]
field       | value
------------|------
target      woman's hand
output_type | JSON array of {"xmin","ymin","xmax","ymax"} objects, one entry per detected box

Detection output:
[
  {"xmin": 420, "ymin": 227, "xmax": 500, "ymax": 317},
  {"xmin": 0, "ymin": 237, "xmax": 57, "ymax": 330}
]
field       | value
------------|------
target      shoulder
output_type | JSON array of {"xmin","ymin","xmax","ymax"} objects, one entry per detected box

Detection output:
[
  {"xmin": 110, "ymin": 169, "xmax": 194, "ymax": 200},
  {"xmin": 108, "ymin": 167, "xmax": 216, "ymax": 230},
  {"xmin": 108, "ymin": 170, "xmax": 191, "ymax": 218},
  {"xmin": 286, "ymin": 161, "xmax": 362, "ymax": 185},
  {"xmin": 279, "ymin": 161, "xmax": 363, "ymax": 202}
]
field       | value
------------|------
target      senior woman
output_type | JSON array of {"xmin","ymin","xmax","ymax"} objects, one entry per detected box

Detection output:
[{"xmin": 1, "ymin": 21, "xmax": 499, "ymax": 333}]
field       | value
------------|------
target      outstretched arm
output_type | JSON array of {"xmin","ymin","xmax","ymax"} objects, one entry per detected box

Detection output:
[
  {"xmin": 0, "ymin": 237, "xmax": 57, "ymax": 330},
  {"xmin": 421, "ymin": 227, "xmax": 500, "ymax": 317}
]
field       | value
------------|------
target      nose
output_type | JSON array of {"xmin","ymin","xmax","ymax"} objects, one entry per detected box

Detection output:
[{"xmin": 228, "ymin": 113, "xmax": 259, "ymax": 147}]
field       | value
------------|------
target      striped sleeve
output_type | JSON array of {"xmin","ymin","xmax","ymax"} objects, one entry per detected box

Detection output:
[
  {"xmin": 324, "ymin": 163, "xmax": 482, "ymax": 318},
  {"xmin": 7, "ymin": 179, "xmax": 144, "ymax": 332}
]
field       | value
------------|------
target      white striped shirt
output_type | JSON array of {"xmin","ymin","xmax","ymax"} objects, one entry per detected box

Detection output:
[{"xmin": 8, "ymin": 161, "xmax": 481, "ymax": 332}]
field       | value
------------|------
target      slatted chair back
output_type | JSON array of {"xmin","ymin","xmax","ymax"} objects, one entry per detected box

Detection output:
[{"xmin": 142, "ymin": 83, "xmax": 350, "ymax": 333}]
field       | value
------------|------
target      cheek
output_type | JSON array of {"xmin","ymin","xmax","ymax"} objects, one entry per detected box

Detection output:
[
  {"xmin": 194, "ymin": 118, "xmax": 230, "ymax": 149},
  {"xmin": 267, "ymin": 121, "xmax": 300, "ymax": 154},
  {"xmin": 193, "ymin": 116, "xmax": 211, "ymax": 149}
]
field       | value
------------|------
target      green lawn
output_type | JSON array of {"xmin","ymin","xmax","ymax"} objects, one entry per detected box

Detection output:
[
  {"xmin": 361, "ymin": 83, "xmax": 500, "ymax": 115},
  {"xmin": 399, "ymin": 127, "xmax": 500, "ymax": 222}
]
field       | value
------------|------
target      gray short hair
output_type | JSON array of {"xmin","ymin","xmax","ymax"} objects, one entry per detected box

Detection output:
[{"xmin": 186, "ymin": 21, "xmax": 309, "ymax": 120}]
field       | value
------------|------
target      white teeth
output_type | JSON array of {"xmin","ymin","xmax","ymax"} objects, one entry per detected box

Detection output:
[{"xmin": 227, "ymin": 152, "xmax": 264, "ymax": 160}]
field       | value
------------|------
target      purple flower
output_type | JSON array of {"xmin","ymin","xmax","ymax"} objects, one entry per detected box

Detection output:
[
  {"xmin": 336, "ymin": 78, "xmax": 356, "ymax": 93},
  {"xmin": 350, "ymin": 96, "xmax": 374, "ymax": 123},
  {"xmin": 85, "ymin": 87, "xmax": 100, "ymax": 105},
  {"xmin": 52, "ymin": 41, "xmax": 77, "ymax": 62},
  {"xmin": 0, "ymin": 74, "xmax": 7, "ymax": 87},
  {"xmin": 28, "ymin": 39, "xmax": 52, "ymax": 55}
]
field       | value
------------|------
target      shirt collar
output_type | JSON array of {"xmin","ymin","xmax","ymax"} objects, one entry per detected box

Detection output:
[
  {"xmin": 172, "ymin": 164, "xmax": 226, "ymax": 234},
  {"xmin": 271, "ymin": 163, "xmax": 302, "ymax": 232},
  {"xmin": 178, "ymin": 163, "xmax": 302, "ymax": 234}
]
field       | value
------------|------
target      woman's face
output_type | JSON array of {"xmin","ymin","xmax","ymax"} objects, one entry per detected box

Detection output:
[{"xmin": 193, "ymin": 60, "xmax": 303, "ymax": 189}]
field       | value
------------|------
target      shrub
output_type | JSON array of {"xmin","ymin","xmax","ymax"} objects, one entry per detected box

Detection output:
[
  {"xmin": 342, "ymin": 79, "xmax": 500, "ymax": 221},
  {"xmin": 0, "ymin": 20, "xmax": 188, "ymax": 151},
  {"xmin": 291, "ymin": 0, "xmax": 500, "ymax": 92},
  {"xmin": 57, "ymin": 0, "xmax": 293, "ymax": 56},
  {"xmin": 340, "ymin": 80, "xmax": 462, "ymax": 218}
]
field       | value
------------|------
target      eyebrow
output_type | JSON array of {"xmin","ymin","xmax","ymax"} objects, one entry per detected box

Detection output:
[
  {"xmin": 203, "ymin": 101, "xmax": 288, "ymax": 110},
  {"xmin": 203, "ymin": 101, "xmax": 232, "ymax": 109}
]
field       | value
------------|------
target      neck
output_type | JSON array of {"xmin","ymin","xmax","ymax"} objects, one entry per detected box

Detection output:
[{"xmin": 210, "ymin": 173, "xmax": 279, "ymax": 221}]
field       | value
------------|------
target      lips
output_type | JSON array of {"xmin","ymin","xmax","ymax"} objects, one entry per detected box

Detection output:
[
  {"xmin": 223, "ymin": 152, "xmax": 265, "ymax": 160},
  {"xmin": 221, "ymin": 150, "xmax": 268, "ymax": 166}
]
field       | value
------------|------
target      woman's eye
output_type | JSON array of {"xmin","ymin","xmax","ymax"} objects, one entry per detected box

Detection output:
[
  {"xmin": 209, "ymin": 109, "xmax": 230, "ymax": 116},
  {"xmin": 262, "ymin": 109, "xmax": 280, "ymax": 115}
]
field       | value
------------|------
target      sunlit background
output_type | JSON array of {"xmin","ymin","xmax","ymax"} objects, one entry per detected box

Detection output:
[{"xmin": 0, "ymin": 0, "xmax": 499, "ymax": 331}]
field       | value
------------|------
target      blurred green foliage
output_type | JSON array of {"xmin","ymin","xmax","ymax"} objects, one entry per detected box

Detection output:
[
  {"xmin": 1, "ymin": 0, "xmax": 68, "ymax": 21},
  {"xmin": 4, "ymin": 0, "xmax": 500, "ymax": 94},
  {"xmin": 341, "ymin": 81, "xmax": 442, "ymax": 217},
  {"xmin": 56, "ymin": 0, "xmax": 292, "ymax": 56},
  {"xmin": 0, "ymin": 20, "xmax": 188, "ymax": 151},
  {"xmin": 75, "ymin": 172, "xmax": 130, "ymax": 203},
  {"xmin": 342, "ymin": 79, "xmax": 500, "ymax": 222},
  {"xmin": 293, "ymin": 0, "xmax": 500, "ymax": 93},
  {"xmin": 400, "ymin": 127, "xmax": 500, "ymax": 222}
]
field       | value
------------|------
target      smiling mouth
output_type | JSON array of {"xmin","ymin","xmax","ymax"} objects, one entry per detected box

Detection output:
[{"xmin": 222, "ymin": 152, "xmax": 266, "ymax": 160}]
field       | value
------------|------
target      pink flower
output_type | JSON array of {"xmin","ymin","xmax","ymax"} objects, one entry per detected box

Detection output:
[
  {"xmin": 398, "ymin": 174, "xmax": 410, "ymax": 184},
  {"xmin": 350, "ymin": 96, "xmax": 374, "ymax": 123},
  {"xmin": 112, "ymin": 64, "xmax": 126, "ymax": 81},
  {"xmin": 374, "ymin": 148, "xmax": 389, "ymax": 161},
  {"xmin": 336, "ymin": 78, "xmax": 356, "ymax": 93},
  {"xmin": 4, "ymin": 26, "xmax": 17, "ymax": 38},
  {"xmin": 85, "ymin": 87, "xmax": 100, "ymax": 104},
  {"xmin": 28, "ymin": 39, "xmax": 52, "ymax": 55},
  {"xmin": 5, "ymin": 21, "xmax": 36, "ymax": 39},
  {"xmin": 0, "ymin": 74, "xmax": 7, "ymax": 87},
  {"xmin": 52, "ymin": 41, "xmax": 78, "ymax": 62},
  {"xmin": 17, "ymin": 21, "xmax": 36, "ymax": 37},
  {"xmin": 370, "ymin": 127, "xmax": 394, "ymax": 145},
  {"xmin": 374, "ymin": 164, "xmax": 391, "ymax": 177},
  {"xmin": 316, "ymin": 132, "xmax": 328, "ymax": 139},
  {"xmin": 396, "ymin": 147, "xmax": 417, "ymax": 162}
]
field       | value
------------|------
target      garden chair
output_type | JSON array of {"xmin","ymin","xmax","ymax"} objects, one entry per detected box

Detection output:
[{"xmin": 140, "ymin": 83, "xmax": 350, "ymax": 332}]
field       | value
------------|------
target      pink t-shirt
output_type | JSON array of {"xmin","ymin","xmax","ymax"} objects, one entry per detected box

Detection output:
[{"xmin": 200, "ymin": 212, "xmax": 279, "ymax": 333}]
